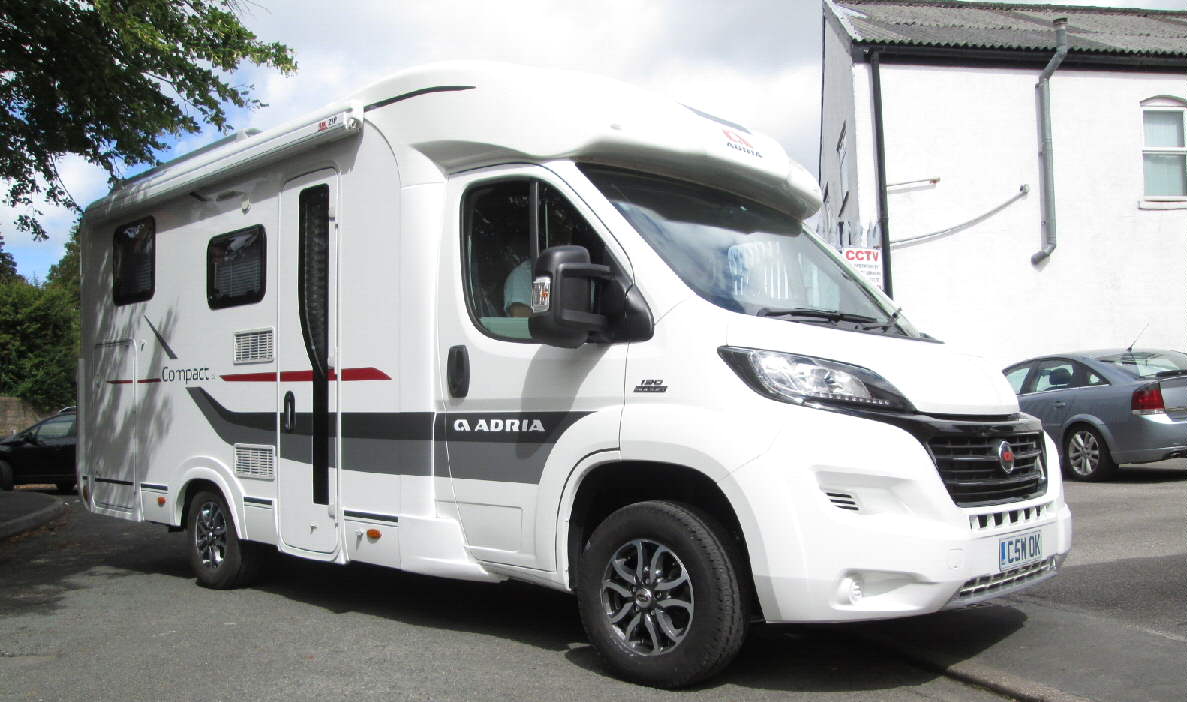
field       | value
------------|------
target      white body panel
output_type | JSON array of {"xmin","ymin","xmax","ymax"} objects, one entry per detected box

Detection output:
[{"xmin": 79, "ymin": 62, "xmax": 1069, "ymax": 627}]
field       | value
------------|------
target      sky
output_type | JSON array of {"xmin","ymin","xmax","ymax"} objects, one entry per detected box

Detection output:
[{"xmin": 3, "ymin": 0, "xmax": 1184, "ymax": 281}]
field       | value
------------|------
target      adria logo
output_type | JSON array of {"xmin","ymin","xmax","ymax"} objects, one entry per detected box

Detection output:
[{"xmin": 722, "ymin": 129, "xmax": 763, "ymax": 158}]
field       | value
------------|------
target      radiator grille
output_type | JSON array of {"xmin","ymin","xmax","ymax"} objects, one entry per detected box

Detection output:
[
  {"xmin": 235, "ymin": 445, "xmax": 275, "ymax": 480},
  {"xmin": 234, "ymin": 329, "xmax": 273, "ymax": 364},
  {"xmin": 928, "ymin": 433, "xmax": 1046, "ymax": 507}
]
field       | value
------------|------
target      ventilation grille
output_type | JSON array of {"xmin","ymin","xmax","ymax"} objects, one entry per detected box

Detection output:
[
  {"xmin": 969, "ymin": 502, "xmax": 1054, "ymax": 534},
  {"xmin": 234, "ymin": 329, "xmax": 273, "ymax": 364},
  {"xmin": 235, "ymin": 445, "xmax": 275, "ymax": 480},
  {"xmin": 824, "ymin": 491, "xmax": 860, "ymax": 511}
]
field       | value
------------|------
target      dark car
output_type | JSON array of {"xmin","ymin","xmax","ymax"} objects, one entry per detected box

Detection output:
[
  {"xmin": 1003, "ymin": 349, "xmax": 1187, "ymax": 481},
  {"xmin": 0, "ymin": 409, "xmax": 77, "ymax": 492}
]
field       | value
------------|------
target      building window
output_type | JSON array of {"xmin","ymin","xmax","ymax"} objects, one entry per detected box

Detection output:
[
  {"xmin": 113, "ymin": 217, "xmax": 155, "ymax": 305},
  {"xmin": 1142, "ymin": 99, "xmax": 1187, "ymax": 199},
  {"xmin": 207, "ymin": 225, "xmax": 266, "ymax": 309}
]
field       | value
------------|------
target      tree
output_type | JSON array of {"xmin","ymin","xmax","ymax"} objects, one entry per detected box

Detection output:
[
  {"xmin": 0, "ymin": 242, "xmax": 19, "ymax": 284},
  {"xmin": 0, "ymin": 0, "xmax": 296, "ymax": 241},
  {"xmin": 0, "ymin": 279, "xmax": 77, "ymax": 411}
]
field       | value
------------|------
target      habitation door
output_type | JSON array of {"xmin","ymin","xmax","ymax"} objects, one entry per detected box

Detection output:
[
  {"xmin": 276, "ymin": 169, "xmax": 340, "ymax": 554},
  {"xmin": 89, "ymin": 339, "xmax": 138, "ymax": 510}
]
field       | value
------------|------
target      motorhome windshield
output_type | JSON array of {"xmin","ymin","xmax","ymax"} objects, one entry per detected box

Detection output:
[{"xmin": 580, "ymin": 165, "xmax": 920, "ymax": 338}]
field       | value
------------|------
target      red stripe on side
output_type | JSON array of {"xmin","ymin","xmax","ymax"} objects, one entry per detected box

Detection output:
[
  {"xmin": 107, "ymin": 380, "xmax": 133, "ymax": 384},
  {"xmin": 221, "ymin": 372, "xmax": 279, "ymax": 382},
  {"xmin": 221, "ymin": 368, "xmax": 392, "ymax": 382},
  {"xmin": 138, "ymin": 378, "xmax": 162, "ymax": 384},
  {"xmin": 341, "ymin": 367, "xmax": 392, "ymax": 381}
]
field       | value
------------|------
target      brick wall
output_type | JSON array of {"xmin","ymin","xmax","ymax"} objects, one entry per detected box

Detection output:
[{"xmin": 0, "ymin": 397, "xmax": 42, "ymax": 437}]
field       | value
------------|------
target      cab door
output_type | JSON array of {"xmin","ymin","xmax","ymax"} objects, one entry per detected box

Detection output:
[
  {"xmin": 276, "ymin": 169, "xmax": 340, "ymax": 555},
  {"xmin": 438, "ymin": 166, "xmax": 629, "ymax": 569}
]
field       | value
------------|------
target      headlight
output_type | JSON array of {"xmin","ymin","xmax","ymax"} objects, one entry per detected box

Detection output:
[{"xmin": 719, "ymin": 346, "xmax": 913, "ymax": 412}]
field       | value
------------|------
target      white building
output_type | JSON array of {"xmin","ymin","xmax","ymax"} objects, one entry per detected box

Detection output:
[{"xmin": 819, "ymin": 0, "xmax": 1187, "ymax": 366}]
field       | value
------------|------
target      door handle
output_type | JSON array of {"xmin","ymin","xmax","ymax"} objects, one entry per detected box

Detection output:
[
  {"xmin": 447, "ymin": 345, "xmax": 470, "ymax": 398},
  {"xmin": 283, "ymin": 391, "xmax": 295, "ymax": 432}
]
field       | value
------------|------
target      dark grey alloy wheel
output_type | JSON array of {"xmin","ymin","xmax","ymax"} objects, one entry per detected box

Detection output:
[
  {"xmin": 577, "ymin": 500, "xmax": 748, "ymax": 688},
  {"xmin": 600, "ymin": 538, "xmax": 694, "ymax": 655},
  {"xmin": 186, "ymin": 488, "xmax": 265, "ymax": 588},
  {"xmin": 1063, "ymin": 426, "xmax": 1117, "ymax": 481}
]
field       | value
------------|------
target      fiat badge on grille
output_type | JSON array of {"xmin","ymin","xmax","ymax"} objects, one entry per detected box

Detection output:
[{"xmin": 997, "ymin": 440, "xmax": 1016, "ymax": 474}]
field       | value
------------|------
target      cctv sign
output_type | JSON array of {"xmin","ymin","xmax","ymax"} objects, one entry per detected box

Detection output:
[{"xmin": 842, "ymin": 247, "xmax": 885, "ymax": 291}]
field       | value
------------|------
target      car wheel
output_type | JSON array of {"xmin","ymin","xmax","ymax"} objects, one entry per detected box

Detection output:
[
  {"xmin": 576, "ymin": 500, "xmax": 748, "ymax": 688},
  {"xmin": 186, "ymin": 489, "xmax": 265, "ymax": 589},
  {"xmin": 1063, "ymin": 426, "xmax": 1117, "ymax": 481},
  {"xmin": 0, "ymin": 460, "xmax": 13, "ymax": 491}
]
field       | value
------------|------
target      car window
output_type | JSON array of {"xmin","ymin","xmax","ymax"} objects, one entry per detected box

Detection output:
[
  {"xmin": 462, "ymin": 179, "xmax": 607, "ymax": 341},
  {"xmin": 1096, "ymin": 350, "xmax": 1187, "ymax": 378},
  {"xmin": 1032, "ymin": 359, "xmax": 1079, "ymax": 392},
  {"xmin": 1004, "ymin": 364, "xmax": 1031, "ymax": 394},
  {"xmin": 34, "ymin": 415, "xmax": 75, "ymax": 440}
]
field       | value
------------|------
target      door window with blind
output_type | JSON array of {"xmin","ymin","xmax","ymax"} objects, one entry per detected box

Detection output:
[{"xmin": 207, "ymin": 225, "xmax": 266, "ymax": 309}]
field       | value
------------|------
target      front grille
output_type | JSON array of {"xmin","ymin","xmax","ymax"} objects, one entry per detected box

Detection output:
[{"xmin": 928, "ymin": 433, "xmax": 1046, "ymax": 507}]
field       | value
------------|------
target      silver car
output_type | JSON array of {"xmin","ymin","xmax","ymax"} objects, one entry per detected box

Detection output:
[{"xmin": 1003, "ymin": 349, "xmax": 1187, "ymax": 481}]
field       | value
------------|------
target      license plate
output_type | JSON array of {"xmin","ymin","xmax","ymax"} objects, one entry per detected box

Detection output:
[{"xmin": 998, "ymin": 529, "xmax": 1043, "ymax": 572}]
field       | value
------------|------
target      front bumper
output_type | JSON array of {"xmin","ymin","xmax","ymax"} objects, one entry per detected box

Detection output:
[{"xmin": 724, "ymin": 411, "xmax": 1072, "ymax": 623}]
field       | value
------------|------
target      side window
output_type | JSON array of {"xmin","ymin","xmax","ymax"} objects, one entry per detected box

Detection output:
[
  {"xmin": 462, "ymin": 179, "xmax": 606, "ymax": 341},
  {"xmin": 1032, "ymin": 359, "xmax": 1079, "ymax": 392},
  {"xmin": 207, "ymin": 225, "xmax": 266, "ymax": 309},
  {"xmin": 34, "ymin": 415, "xmax": 74, "ymax": 441},
  {"xmin": 1004, "ymin": 364, "xmax": 1031, "ymax": 394},
  {"xmin": 1086, "ymin": 369, "xmax": 1108, "ymax": 386},
  {"xmin": 113, "ymin": 217, "xmax": 155, "ymax": 305}
]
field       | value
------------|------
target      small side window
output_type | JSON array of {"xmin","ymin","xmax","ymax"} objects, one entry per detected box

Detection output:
[
  {"xmin": 1004, "ymin": 364, "xmax": 1031, "ymax": 394},
  {"xmin": 462, "ymin": 179, "xmax": 606, "ymax": 341},
  {"xmin": 113, "ymin": 217, "xmax": 155, "ymax": 305},
  {"xmin": 207, "ymin": 225, "xmax": 266, "ymax": 309}
]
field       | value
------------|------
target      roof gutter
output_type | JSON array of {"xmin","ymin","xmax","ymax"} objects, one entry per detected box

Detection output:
[{"xmin": 1032, "ymin": 18, "xmax": 1069, "ymax": 266}]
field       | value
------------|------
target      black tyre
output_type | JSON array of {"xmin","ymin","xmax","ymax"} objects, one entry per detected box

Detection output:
[
  {"xmin": 576, "ymin": 500, "xmax": 748, "ymax": 688},
  {"xmin": 55, "ymin": 480, "xmax": 75, "ymax": 494},
  {"xmin": 1063, "ymin": 426, "xmax": 1117, "ymax": 481},
  {"xmin": 0, "ymin": 460, "xmax": 13, "ymax": 491},
  {"xmin": 186, "ymin": 489, "xmax": 265, "ymax": 588}
]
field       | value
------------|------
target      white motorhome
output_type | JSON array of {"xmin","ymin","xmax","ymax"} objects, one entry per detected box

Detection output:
[{"xmin": 79, "ymin": 62, "xmax": 1071, "ymax": 687}]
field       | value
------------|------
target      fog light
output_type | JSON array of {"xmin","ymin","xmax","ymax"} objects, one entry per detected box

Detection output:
[{"xmin": 838, "ymin": 576, "xmax": 864, "ymax": 604}]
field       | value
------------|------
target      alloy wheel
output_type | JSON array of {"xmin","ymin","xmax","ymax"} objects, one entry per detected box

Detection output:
[
  {"xmin": 600, "ymin": 538, "xmax": 694, "ymax": 656},
  {"xmin": 1068, "ymin": 430, "xmax": 1100, "ymax": 477},
  {"xmin": 194, "ymin": 499, "xmax": 228, "ymax": 570}
]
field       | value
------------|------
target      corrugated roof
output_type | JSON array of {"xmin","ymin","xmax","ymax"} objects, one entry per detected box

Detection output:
[{"xmin": 828, "ymin": 1, "xmax": 1187, "ymax": 56}]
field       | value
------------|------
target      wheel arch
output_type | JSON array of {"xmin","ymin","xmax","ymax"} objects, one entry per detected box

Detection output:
[
  {"xmin": 175, "ymin": 462, "xmax": 244, "ymax": 536},
  {"xmin": 562, "ymin": 460, "xmax": 757, "ymax": 610},
  {"xmin": 1061, "ymin": 415, "xmax": 1116, "ymax": 460}
]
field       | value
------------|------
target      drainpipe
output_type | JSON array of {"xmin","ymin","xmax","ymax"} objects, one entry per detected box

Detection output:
[
  {"xmin": 1031, "ymin": 17, "xmax": 1069, "ymax": 266},
  {"xmin": 871, "ymin": 50, "xmax": 893, "ymax": 297}
]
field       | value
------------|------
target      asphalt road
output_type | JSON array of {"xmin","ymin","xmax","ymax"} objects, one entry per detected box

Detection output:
[{"xmin": 2, "ymin": 462, "xmax": 1183, "ymax": 701}]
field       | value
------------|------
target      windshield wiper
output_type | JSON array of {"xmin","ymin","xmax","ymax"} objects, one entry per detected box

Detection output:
[
  {"xmin": 858, "ymin": 304, "xmax": 905, "ymax": 333},
  {"xmin": 756, "ymin": 307, "xmax": 878, "ymax": 324}
]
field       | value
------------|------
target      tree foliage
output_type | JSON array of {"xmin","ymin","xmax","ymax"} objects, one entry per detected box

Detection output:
[
  {"xmin": 0, "ymin": 279, "xmax": 78, "ymax": 412},
  {"xmin": 0, "ymin": 0, "xmax": 296, "ymax": 241}
]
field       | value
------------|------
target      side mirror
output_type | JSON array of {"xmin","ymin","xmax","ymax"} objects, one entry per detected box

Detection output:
[
  {"xmin": 529, "ymin": 245, "xmax": 612, "ymax": 348},
  {"xmin": 528, "ymin": 245, "xmax": 655, "ymax": 348}
]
